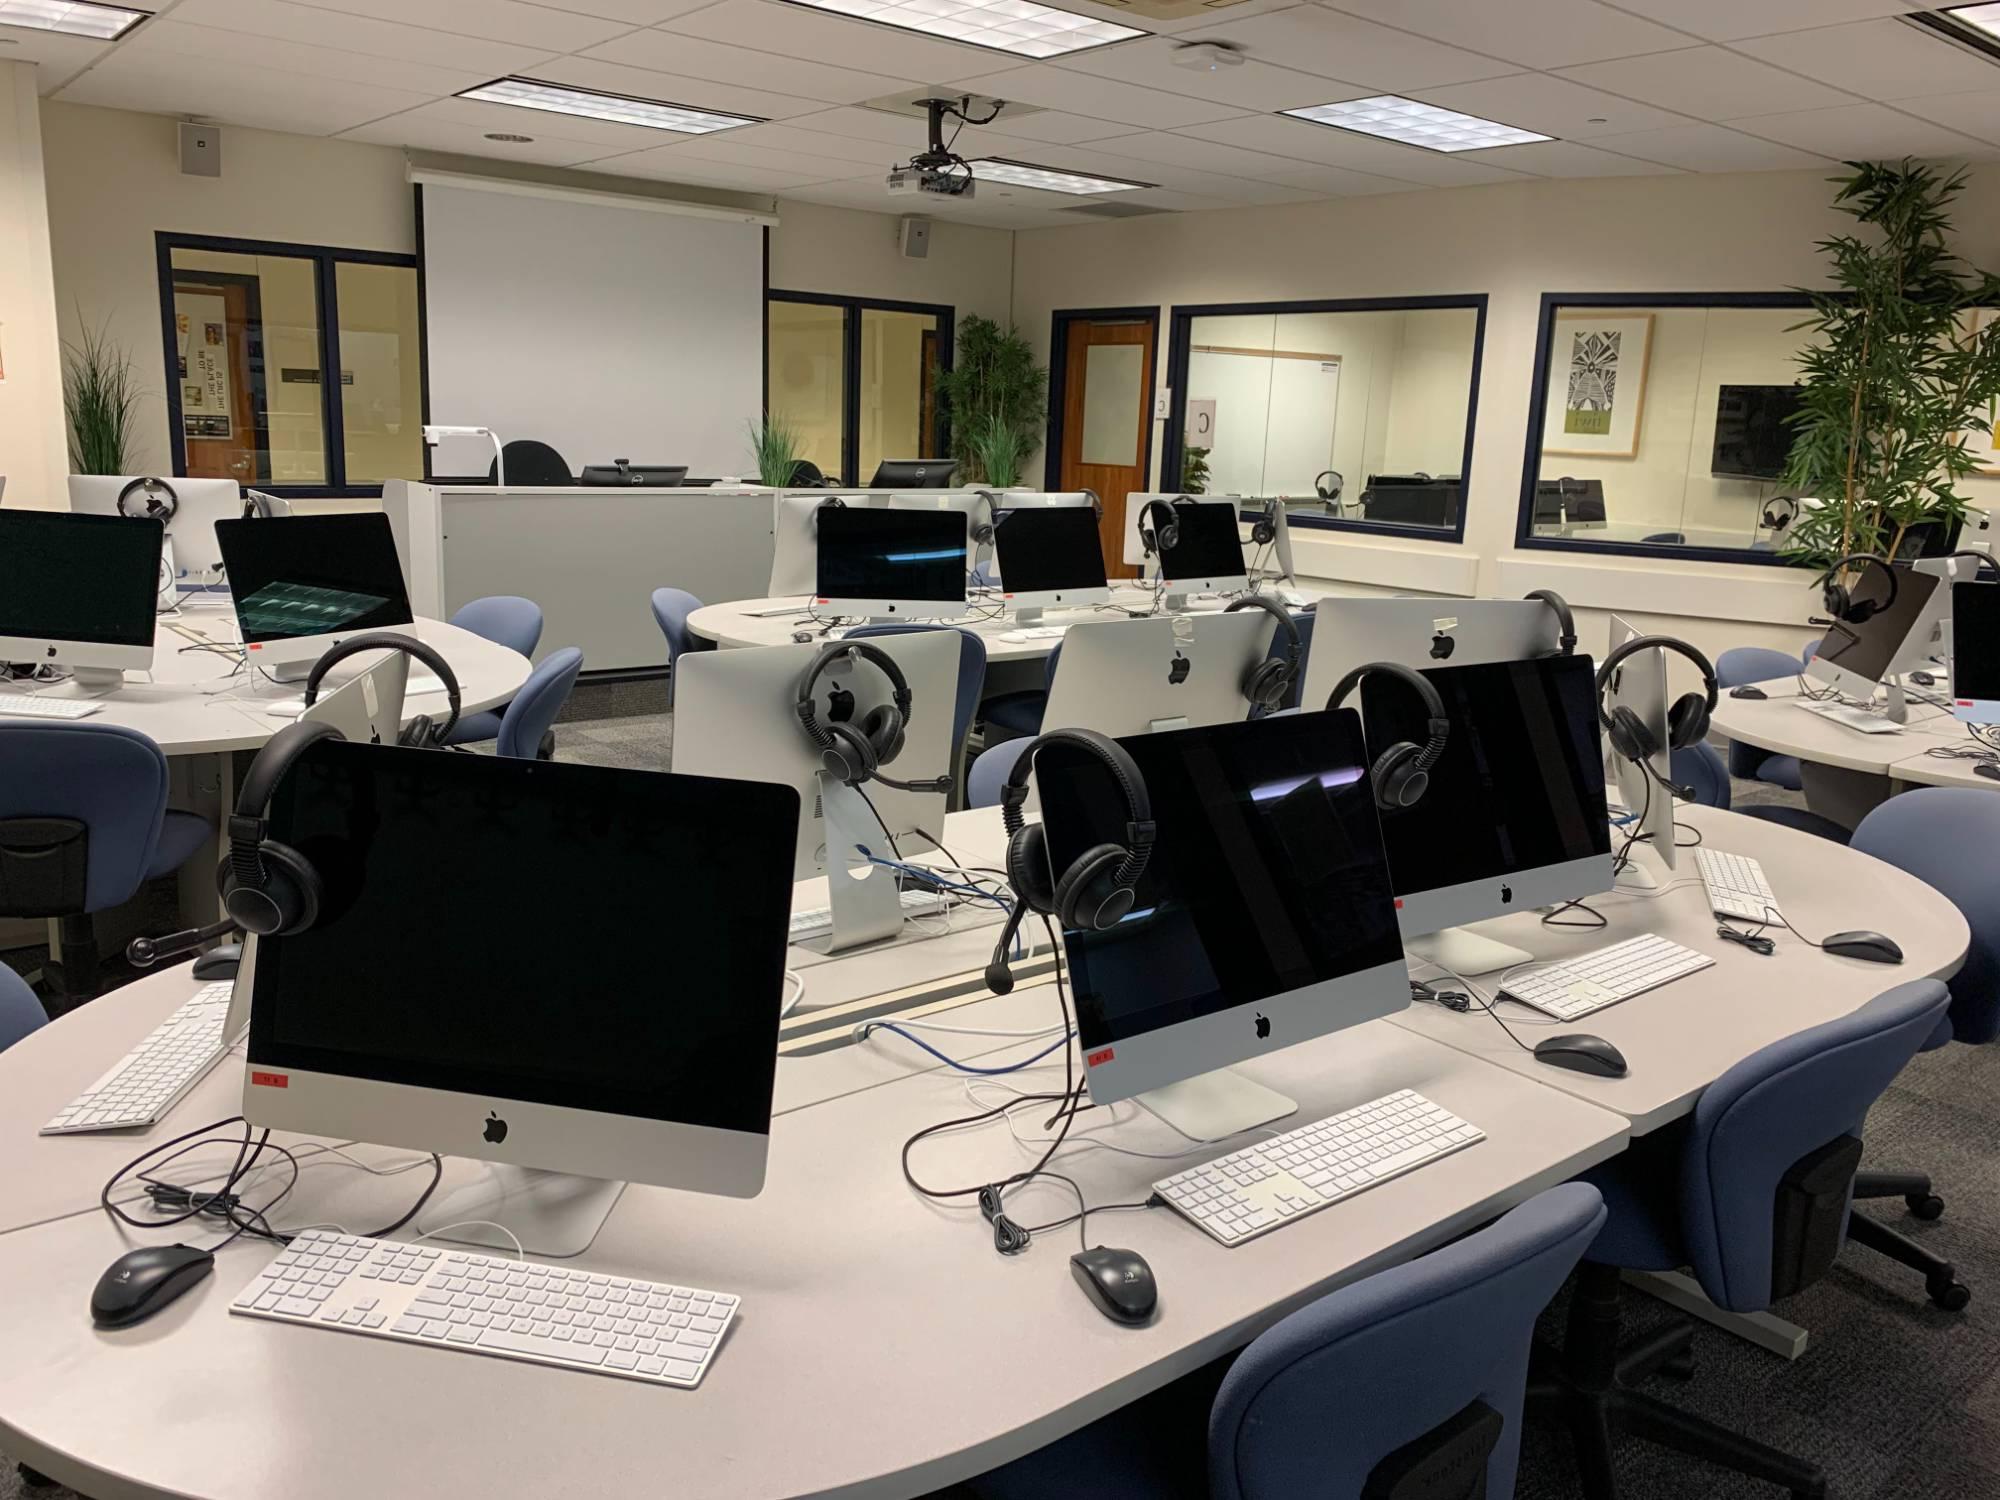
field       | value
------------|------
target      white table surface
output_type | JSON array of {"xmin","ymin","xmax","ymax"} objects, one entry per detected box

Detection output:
[
  {"xmin": 1707, "ymin": 676, "xmax": 1967, "ymax": 778},
  {"xmin": 1387, "ymin": 805, "xmax": 1969, "ymax": 1133},
  {"xmin": 0, "ymin": 605, "xmax": 531, "ymax": 757}
]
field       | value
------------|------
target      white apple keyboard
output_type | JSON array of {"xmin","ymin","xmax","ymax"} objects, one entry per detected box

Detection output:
[
  {"xmin": 0, "ymin": 696, "xmax": 102, "ymax": 720},
  {"xmin": 998, "ymin": 626, "xmax": 1069, "ymax": 643},
  {"xmin": 42, "ymin": 981, "xmax": 237, "ymax": 1133},
  {"xmin": 1695, "ymin": 849, "xmax": 1779, "ymax": 922},
  {"xmin": 1795, "ymin": 699, "xmax": 1902, "ymax": 734},
  {"xmin": 1498, "ymin": 934, "xmax": 1713, "ymax": 1022}
]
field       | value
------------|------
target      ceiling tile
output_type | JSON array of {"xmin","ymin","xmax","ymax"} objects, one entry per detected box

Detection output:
[
  {"xmin": 950, "ymin": 62, "xmax": 1250, "ymax": 127},
  {"xmin": 0, "ymin": 29, "xmax": 109, "ymax": 91},
  {"xmin": 1180, "ymin": 7, "xmax": 1520, "ymax": 90},
  {"xmin": 1466, "ymin": 137, "xmax": 1681, "ymax": 175},
  {"xmin": 1557, "ymin": 45, "xmax": 1859, "ymax": 116},
  {"xmin": 1725, "ymin": 99, "xmax": 1993, "ymax": 157},
  {"xmin": 1583, "ymin": 119, "xmax": 1838, "ymax": 169},
  {"xmin": 1049, "ymin": 34, "xmax": 1364, "ymax": 112},
  {"xmin": 1248, "ymin": 160, "xmax": 1415, "ymax": 194},
  {"xmin": 1178, "ymin": 112, "xmax": 1534, "ymax": 186},
  {"xmin": 580, "ymin": 28, "xmax": 916, "ymax": 104},
  {"xmin": 1597, "ymin": 0, "xmax": 1919, "ymax": 43},
  {"xmin": 589, "ymin": 143, "xmax": 826, "ymax": 185},
  {"xmin": 1731, "ymin": 18, "xmax": 2000, "ymax": 101},
  {"xmin": 162, "ymin": 0, "xmax": 554, "ymax": 74},
  {"xmin": 719, "ymin": 119, "xmax": 902, "ymax": 162},
  {"xmin": 664, "ymin": 0, "xmax": 1027, "ymax": 81},
  {"xmin": 401, "ymin": 91, "xmax": 722, "ymax": 146},
  {"xmin": 645, "ymin": 132, "xmax": 890, "ymax": 176},
  {"xmin": 526, "ymin": 54, "xmax": 822, "ymax": 118},
  {"xmin": 115, "ymin": 18, "xmax": 494, "ymax": 94},
  {"xmin": 55, "ymin": 51, "xmax": 433, "ymax": 132},
  {"xmin": 956, "ymin": 107, "xmax": 1139, "ymax": 142},
  {"xmin": 282, "ymin": 0, "xmax": 633, "ymax": 52},
  {"xmin": 339, "ymin": 107, "xmax": 623, "ymax": 162},
  {"xmin": 1413, "ymin": 72, "xmax": 1694, "ymax": 140},
  {"xmin": 1888, "ymin": 87, "xmax": 2000, "ymax": 143},
  {"xmin": 526, "ymin": 0, "xmax": 729, "ymax": 25},
  {"xmin": 1072, "ymin": 126, "xmax": 1311, "ymax": 176},
  {"xmin": 1325, "ymin": 0, "xmax": 1695, "ymax": 69}
]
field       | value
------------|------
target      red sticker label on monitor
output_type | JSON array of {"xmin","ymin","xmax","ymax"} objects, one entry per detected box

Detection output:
[
  {"xmin": 1086, "ymin": 1048, "xmax": 1114, "ymax": 1068},
  {"xmin": 250, "ymin": 1071, "xmax": 289, "ymax": 1088},
  {"xmin": 1394, "ymin": 898, "xmax": 1404, "ymax": 909}
]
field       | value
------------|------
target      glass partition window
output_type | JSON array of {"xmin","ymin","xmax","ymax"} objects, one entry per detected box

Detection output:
[
  {"xmin": 769, "ymin": 299, "xmax": 848, "ymax": 481},
  {"xmin": 1519, "ymin": 296, "xmax": 1815, "ymax": 562},
  {"xmin": 1168, "ymin": 299, "xmax": 1483, "ymax": 539},
  {"xmin": 767, "ymin": 294, "xmax": 951, "ymax": 486},
  {"xmin": 858, "ymin": 306, "xmax": 942, "ymax": 484},
  {"xmin": 335, "ymin": 262, "xmax": 425, "ymax": 486}
]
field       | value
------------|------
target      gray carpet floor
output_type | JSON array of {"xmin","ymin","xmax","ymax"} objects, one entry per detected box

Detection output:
[{"xmin": 5, "ymin": 713, "xmax": 1994, "ymax": 1500}]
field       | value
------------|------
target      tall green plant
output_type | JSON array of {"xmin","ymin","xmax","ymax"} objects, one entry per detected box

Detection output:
[
  {"xmin": 934, "ymin": 315, "xmax": 1047, "ymax": 483},
  {"xmin": 63, "ymin": 316, "xmax": 140, "ymax": 476},
  {"xmin": 1782, "ymin": 159, "xmax": 2000, "ymax": 567},
  {"xmin": 746, "ymin": 416, "xmax": 804, "ymax": 487},
  {"xmin": 1180, "ymin": 444, "xmax": 1211, "ymax": 496},
  {"xmin": 967, "ymin": 411, "xmax": 1028, "ymax": 488}
]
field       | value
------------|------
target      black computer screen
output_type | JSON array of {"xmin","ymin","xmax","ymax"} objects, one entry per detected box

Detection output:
[
  {"xmin": 1813, "ymin": 566, "xmax": 1940, "ymax": 684},
  {"xmin": 868, "ymin": 460, "xmax": 958, "ymax": 488},
  {"xmin": 1159, "ymin": 501, "xmax": 1247, "ymax": 582},
  {"xmin": 816, "ymin": 505, "xmax": 966, "ymax": 604},
  {"xmin": 0, "ymin": 511, "xmax": 162, "ymax": 648},
  {"xmin": 1955, "ymin": 581, "xmax": 2000, "ymax": 703},
  {"xmin": 248, "ymin": 743, "xmax": 798, "ymax": 1133},
  {"xmin": 993, "ymin": 505, "xmax": 1107, "ymax": 595},
  {"xmin": 215, "ymin": 513, "xmax": 414, "ymax": 643},
  {"xmin": 1357, "ymin": 654, "xmax": 1610, "ymax": 898},
  {"xmin": 1036, "ymin": 713, "xmax": 1402, "ymax": 1049}
]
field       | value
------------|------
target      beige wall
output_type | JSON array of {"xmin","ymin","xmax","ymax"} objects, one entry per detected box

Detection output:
[{"xmin": 0, "ymin": 67, "xmax": 69, "ymax": 506}]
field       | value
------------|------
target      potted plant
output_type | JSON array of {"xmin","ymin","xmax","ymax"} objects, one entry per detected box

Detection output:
[
  {"xmin": 1782, "ymin": 159, "xmax": 2000, "ymax": 568},
  {"xmin": 63, "ymin": 315, "xmax": 140, "ymax": 475},
  {"xmin": 967, "ymin": 411, "xmax": 1029, "ymax": 489},
  {"xmin": 745, "ymin": 416, "xmax": 804, "ymax": 488},
  {"xmin": 1180, "ymin": 444, "xmax": 1211, "ymax": 496},
  {"xmin": 935, "ymin": 315, "xmax": 1047, "ymax": 484}
]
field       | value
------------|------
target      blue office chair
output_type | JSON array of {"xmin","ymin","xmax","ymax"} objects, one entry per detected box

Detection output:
[
  {"xmin": 1669, "ymin": 741, "xmax": 1850, "ymax": 844},
  {"xmin": 1536, "ymin": 979, "xmax": 1950, "ymax": 1498},
  {"xmin": 1641, "ymin": 531, "xmax": 1686, "ymax": 544},
  {"xmin": 973, "ymin": 1183, "xmax": 1604, "ymax": 1500},
  {"xmin": 980, "ymin": 641, "xmax": 1061, "ymax": 742},
  {"xmin": 443, "ymin": 595, "xmax": 545, "ymax": 746},
  {"xmin": 844, "ymin": 625, "xmax": 989, "ymax": 788},
  {"xmin": 649, "ymin": 588, "xmax": 704, "ymax": 709},
  {"xmin": 495, "ymin": 647, "xmax": 583, "ymax": 761},
  {"xmin": 966, "ymin": 737, "xmax": 1032, "ymax": 810},
  {"xmin": 0, "ymin": 723, "xmax": 209, "ymax": 1003},
  {"xmin": 1842, "ymin": 789, "xmax": 2000, "ymax": 1308},
  {"xmin": 0, "ymin": 964, "xmax": 47, "ymax": 1053},
  {"xmin": 1716, "ymin": 645, "xmax": 1808, "ymax": 790}
]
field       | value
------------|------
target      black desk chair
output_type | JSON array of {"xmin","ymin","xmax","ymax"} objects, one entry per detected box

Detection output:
[{"xmin": 488, "ymin": 440, "xmax": 572, "ymax": 486}]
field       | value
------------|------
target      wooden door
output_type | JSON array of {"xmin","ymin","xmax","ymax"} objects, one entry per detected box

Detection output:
[
  {"xmin": 1059, "ymin": 319, "xmax": 1153, "ymax": 579},
  {"xmin": 174, "ymin": 277, "xmax": 266, "ymax": 484}
]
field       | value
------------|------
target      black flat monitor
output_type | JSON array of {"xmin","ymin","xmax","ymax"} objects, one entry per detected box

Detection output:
[
  {"xmin": 579, "ymin": 463, "xmax": 686, "ymax": 487},
  {"xmin": 0, "ymin": 510, "xmax": 163, "ymax": 674},
  {"xmin": 814, "ymin": 503, "xmax": 968, "ymax": 615},
  {"xmin": 1034, "ymin": 712, "xmax": 1408, "ymax": 1111},
  {"xmin": 1358, "ymin": 654, "xmax": 1613, "ymax": 938},
  {"xmin": 1810, "ymin": 565, "xmax": 1942, "ymax": 690},
  {"xmin": 868, "ymin": 460, "xmax": 959, "ymax": 489},
  {"xmin": 1156, "ymin": 498, "xmax": 1249, "ymax": 588},
  {"xmin": 992, "ymin": 503, "xmax": 1109, "ymax": 609},
  {"xmin": 1711, "ymin": 385, "xmax": 1803, "ymax": 480},
  {"xmin": 1954, "ymin": 580, "xmax": 2000, "ymax": 724},
  {"xmin": 1531, "ymin": 477, "xmax": 1606, "ymax": 526}
]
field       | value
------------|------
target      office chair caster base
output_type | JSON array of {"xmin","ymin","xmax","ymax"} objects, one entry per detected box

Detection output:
[
  {"xmin": 17, "ymin": 1463, "xmax": 56, "ymax": 1489},
  {"xmin": 1847, "ymin": 1209, "xmax": 1969, "ymax": 1311},
  {"xmin": 1908, "ymin": 1193, "xmax": 1946, "ymax": 1221},
  {"xmin": 1928, "ymin": 1275, "xmax": 1971, "ymax": 1312}
]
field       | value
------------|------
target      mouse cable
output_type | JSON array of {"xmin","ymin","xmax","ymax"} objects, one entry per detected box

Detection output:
[
  {"xmin": 852, "ymin": 783, "xmax": 905, "ymax": 864},
  {"xmin": 1013, "ymin": 1172, "xmax": 1164, "ymax": 1255},
  {"xmin": 861, "ymin": 1021, "xmax": 1073, "ymax": 1075},
  {"xmin": 1752, "ymin": 904, "xmax": 1831, "ymax": 951},
  {"xmin": 1414, "ymin": 963, "xmax": 1543, "ymax": 1057}
]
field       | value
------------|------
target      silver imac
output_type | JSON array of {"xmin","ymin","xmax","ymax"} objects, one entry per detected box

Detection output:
[
  {"xmin": 297, "ymin": 648, "xmax": 409, "ymax": 744},
  {"xmin": 69, "ymin": 475, "xmax": 244, "ymax": 584},
  {"xmin": 815, "ymin": 504, "xmax": 968, "ymax": 620},
  {"xmin": 1042, "ymin": 613, "xmax": 1272, "ymax": 739},
  {"xmin": 1299, "ymin": 598, "xmax": 1566, "ymax": 711},
  {"xmin": 1805, "ymin": 564, "xmax": 1945, "ymax": 719},
  {"xmin": 1034, "ymin": 712, "xmax": 1408, "ymax": 1140},
  {"xmin": 1123, "ymin": 496, "xmax": 1249, "ymax": 603},
  {"xmin": 0, "ymin": 510, "xmax": 161, "ymax": 684},
  {"xmin": 215, "ymin": 513, "xmax": 417, "ymax": 680},
  {"xmin": 243, "ymin": 740, "xmax": 797, "ymax": 1256},
  {"xmin": 1953, "ymin": 580, "xmax": 2000, "ymax": 725},
  {"xmin": 1604, "ymin": 613, "xmax": 1676, "ymax": 878},
  {"xmin": 991, "ymin": 502, "xmax": 1110, "ymax": 617},
  {"xmin": 769, "ymin": 490, "xmax": 888, "ymax": 598}
]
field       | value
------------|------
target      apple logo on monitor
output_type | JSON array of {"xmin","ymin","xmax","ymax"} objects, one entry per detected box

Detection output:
[
  {"xmin": 1254, "ymin": 1012, "xmax": 1270, "ymax": 1039},
  {"xmin": 1500, "ymin": 884, "xmax": 1513, "ymax": 904},
  {"xmin": 483, "ymin": 1111, "xmax": 509, "ymax": 1145},
  {"xmin": 1168, "ymin": 652, "xmax": 1191, "ymax": 685},
  {"xmin": 1430, "ymin": 632, "xmax": 1456, "ymax": 660}
]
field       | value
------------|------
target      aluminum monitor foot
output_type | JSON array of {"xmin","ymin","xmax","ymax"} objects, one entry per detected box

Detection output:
[
  {"xmin": 1134, "ymin": 1068, "xmax": 1297, "ymax": 1143},
  {"xmin": 422, "ymin": 1165, "xmax": 627, "ymax": 1259}
]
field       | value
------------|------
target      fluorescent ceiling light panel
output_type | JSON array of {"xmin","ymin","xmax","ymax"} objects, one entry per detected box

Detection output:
[
  {"xmin": 458, "ymin": 78, "xmax": 763, "ymax": 134},
  {"xmin": 1283, "ymin": 95, "xmax": 1552, "ymax": 153},
  {"xmin": 969, "ymin": 157, "xmax": 1153, "ymax": 194},
  {"xmin": 1945, "ymin": 2, "xmax": 2000, "ymax": 38},
  {"xmin": 0, "ymin": 0, "xmax": 147, "ymax": 39},
  {"xmin": 782, "ymin": 0, "xmax": 1142, "ymax": 58}
]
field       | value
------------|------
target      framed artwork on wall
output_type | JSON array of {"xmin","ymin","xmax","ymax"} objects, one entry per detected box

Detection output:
[{"xmin": 1542, "ymin": 312, "xmax": 1652, "ymax": 459}]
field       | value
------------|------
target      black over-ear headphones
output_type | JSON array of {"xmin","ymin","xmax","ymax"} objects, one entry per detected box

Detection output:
[
  {"xmin": 1325, "ymin": 662, "xmax": 1451, "ymax": 811},
  {"xmin": 1138, "ymin": 497, "xmax": 1189, "ymax": 556},
  {"xmin": 969, "ymin": 491, "xmax": 998, "ymax": 547},
  {"xmin": 1081, "ymin": 489, "xmax": 1104, "ymax": 521},
  {"xmin": 1815, "ymin": 553, "xmax": 1897, "ymax": 625},
  {"xmin": 1595, "ymin": 634, "xmax": 1718, "ymax": 784},
  {"xmin": 302, "ymin": 632, "xmax": 462, "ymax": 748},
  {"xmin": 1315, "ymin": 471, "xmax": 1343, "ymax": 504},
  {"xmin": 118, "ymin": 477, "xmax": 178, "ymax": 522},
  {"xmin": 810, "ymin": 494, "xmax": 846, "ymax": 538},
  {"xmin": 1250, "ymin": 498, "xmax": 1280, "ymax": 547},
  {"xmin": 1525, "ymin": 588, "xmax": 1577, "ymax": 657},
  {"xmin": 222, "ymin": 720, "xmax": 345, "ymax": 938},
  {"xmin": 1761, "ymin": 495, "xmax": 1800, "ymax": 532},
  {"xmin": 1227, "ymin": 594, "xmax": 1302, "ymax": 711},
  {"xmin": 794, "ymin": 640, "xmax": 952, "ymax": 794},
  {"xmin": 986, "ymin": 728, "xmax": 1155, "ymax": 995}
]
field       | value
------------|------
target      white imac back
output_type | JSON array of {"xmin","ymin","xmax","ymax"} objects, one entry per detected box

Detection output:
[{"xmin": 1042, "ymin": 612, "xmax": 1271, "ymax": 740}]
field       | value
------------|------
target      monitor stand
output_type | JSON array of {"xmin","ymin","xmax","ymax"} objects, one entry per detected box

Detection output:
[
  {"xmin": 1612, "ymin": 843, "xmax": 1670, "ymax": 890},
  {"xmin": 68, "ymin": 666, "xmax": 126, "ymax": 689},
  {"xmin": 820, "ymin": 771, "xmax": 906, "ymax": 953},
  {"xmin": 1011, "ymin": 606, "xmax": 1045, "ymax": 626},
  {"xmin": 1163, "ymin": 591, "xmax": 1191, "ymax": 613},
  {"xmin": 423, "ymin": 1163, "xmax": 627, "ymax": 1258},
  {"xmin": 1135, "ymin": 1068, "xmax": 1297, "ymax": 1143},
  {"xmin": 1406, "ymin": 926, "xmax": 1534, "ymax": 976},
  {"xmin": 1879, "ymin": 678, "xmax": 1910, "ymax": 725}
]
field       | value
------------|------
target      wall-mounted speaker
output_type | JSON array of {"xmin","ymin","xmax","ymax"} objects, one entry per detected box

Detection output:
[
  {"xmin": 179, "ymin": 122, "xmax": 222, "ymax": 178},
  {"xmin": 899, "ymin": 215, "xmax": 932, "ymax": 260}
]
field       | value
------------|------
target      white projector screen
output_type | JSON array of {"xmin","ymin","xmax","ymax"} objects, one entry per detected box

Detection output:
[{"xmin": 420, "ymin": 183, "xmax": 765, "ymax": 482}]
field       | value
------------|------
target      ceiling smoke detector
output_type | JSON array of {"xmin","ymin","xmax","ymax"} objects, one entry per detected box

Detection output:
[{"xmin": 1170, "ymin": 40, "xmax": 1245, "ymax": 71}]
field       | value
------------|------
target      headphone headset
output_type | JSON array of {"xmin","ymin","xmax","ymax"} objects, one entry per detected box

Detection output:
[
  {"xmin": 1081, "ymin": 489, "xmax": 1104, "ymax": 522},
  {"xmin": 1761, "ymin": 495, "xmax": 1801, "ymax": 532},
  {"xmin": 1595, "ymin": 634, "xmax": 1718, "ymax": 802},
  {"xmin": 1250, "ymin": 497, "xmax": 1280, "ymax": 547},
  {"xmin": 1137, "ymin": 497, "xmax": 1189, "ymax": 557},
  {"xmin": 118, "ymin": 477, "xmax": 178, "ymax": 523},
  {"xmin": 302, "ymin": 633, "xmax": 462, "ymax": 748},
  {"xmin": 1324, "ymin": 662, "xmax": 1451, "ymax": 811},
  {"xmin": 810, "ymin": 494, "xmax": 846, "ymax": 538},
  {"xmin": 1947, "ymin": 549, "xmax": 1999, "ymax": 582},
  {"xmin": 968, "ymin": 491, "xmax": 998, "ymax": 547},
  {"xmin": 1525, "ymin": 588, "xmax": 1577, "ymax": 658},
  {"xmin": 1815, "ymin": 553, "xmax": 1897, "ymax": 625},
  {"xmin": 1226, "ymin": 595, "xmax": 1302, "ymax": 712},
  {"xmin": 221, "ymin": 719, "xmax": 345, "ymax": 938},
  {"xmin": 1314, "ymin": 471, "xmax": 1343, "ymax": 504},
  {"xmin": 794, "ymin": 640, "xmax": 952, "ymax": 794},
  {"xmin": 985, "ymin": 728, "xmax": 1155, "ymax": 996}
]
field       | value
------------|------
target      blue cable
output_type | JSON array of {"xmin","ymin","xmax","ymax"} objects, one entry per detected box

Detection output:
[{"xmin": 862, "ymin": 1022, "xmax": 1073, "ymax": 1075}]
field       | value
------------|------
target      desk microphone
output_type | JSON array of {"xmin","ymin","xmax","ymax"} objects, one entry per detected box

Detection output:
[
  {"xmin": 873, "ymin": 771, "xmax": 954, "ymax": 794},
  {"xmin": 985, "ymin": 903, "xmax": 1028, "ymax": 995},
  {"xmin": 128, "ymin": 918, "xmax": 238, "ymax": 969}
]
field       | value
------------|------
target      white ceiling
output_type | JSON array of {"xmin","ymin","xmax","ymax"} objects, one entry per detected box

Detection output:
[{"xmin": 11, "ymin": 0, "xmax": 2000, "ymax": 227}]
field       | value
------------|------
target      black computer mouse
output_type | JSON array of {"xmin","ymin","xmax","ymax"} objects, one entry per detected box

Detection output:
[
  {"xmin": 1070, "ymin": 1246, "xmax": 1157, "ymax": 1325},
  {"xmin": 1976, "ymin": 764, "xmax": 2000, "ymax": 783},
  {"xmin": 91, "ymin": 1244, "xmax": 215, "ymax": 1328},
  {"xmin": 1823, "ymin": 931, "xmax": 1904, "ymax": 964},
  {"xmin": 1729, "ymin": 685, "xmax": 1769, "ymax": 700},
  {"xmin": 1533, "ymin": 1033, "xmax": 1629, "ymax": 1078}
]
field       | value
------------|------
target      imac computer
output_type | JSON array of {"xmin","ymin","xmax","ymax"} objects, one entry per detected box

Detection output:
[
  {"xmin": 242, "ymin": 739, "xmax": 797, "ymax": 1255},
  {"xmin": 1953, "ymin": 580, "xmax": 1999, "ymax": 725},
  {"xmin": 0, "ymin": 510, "xmax": 162, "ymax": 684},
  {"xmin": 215, "ymin": 513, "xmax": 416, "ymax": 680},
  {"xmin": 68, "ymin": 475, "xmax": 244, "ymax": 584},
  {"xmin": 297, "ymin": 649, "xmax": 409, "ymax": 744},
  {"xmin": 1246, "ymin": 497, "xmax": 1303, "ymax": 603},
  {"xmin": 1299, "ymin": 598, "xmax": 1570, "ymax": 710},
  {"xmin": 769, "ymin": 490, "xmax": 889, "ymax": 598},
  {"xmin": 1360, "ymin": 654, "xmax": 1613, "ymax": 973},
  {"xmin": 1603, "ymin": 614, "xmax": 1676, "ymax": 879},
  {"xmin": 1041, "ymin": 613, "xmax": 1274, "ymax": 739},
  {"xmin": 671, "ymin": 633, "xmax": 958, "ymax": 951},
  {"xmin": 1123, "ymin": 497, "xmax": 1249, "ymax": 606},
  {"xmin": 815, "ymin": 504, "xmax": 968, "ymax": 620},
  {"xmin": 992, "ymin": 503, "xmax": 1109, "ymax": 618},
  {"xmin": 1034, "ymin": 711, "xmax": 1407, "ymax": 1139},
  {"xmin": 869, "ymin": 459, "xmax": 958, "ymax": 488},
  {"xmin": 1805, "ymin": 564, "xmax": 1944, "ymax": 720}
]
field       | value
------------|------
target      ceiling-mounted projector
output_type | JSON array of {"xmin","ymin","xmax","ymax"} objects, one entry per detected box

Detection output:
[
  {"xmin": 887, "ymin": 166, "xmax": 975, "ymax": 199},
  {"xmin": 1170, "ymin": 40, "xmax": 1245, "ymax": 71},
  {"xmin": 887, "ymin": 94, "xmax": 1003, "ymax": 201}
]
